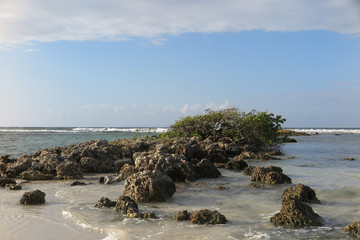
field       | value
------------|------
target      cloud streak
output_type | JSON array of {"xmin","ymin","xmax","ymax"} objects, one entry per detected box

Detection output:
[{"xmin": 1, "ymin": 0, "xmax": 359, "ymax": 48}]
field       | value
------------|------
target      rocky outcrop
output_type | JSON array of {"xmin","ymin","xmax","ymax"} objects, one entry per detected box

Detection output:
[
  {"xmin": 20, "ymin": 170, "xmax": 54, "ymax": 180},
  {"xmin": 56, "ymin": 161, "xmax": 83, "ymax": 179},
  {"xmin": 0, "ymin": 177, "xmax": 16, "ymax": 187},
  {"xmin": 193, "ymin": 158, "xmax": 221, "ymax": 178},
  {"xmin": 344, "ymin": 221, "xmax": 360, "ymax": 239},
  {"xmin": 201, "ymin": 139, "xmax": 229, "ymax": 163},
  {"xmin": 94, "ymin": 197, "xmax": 116, "ymax": 208},
  {"xmin": 270, "ymin": 198, "xmax": 322, "ymax": 227},
  {"xmin": 282, "ymin": 184, "xmax": 320, "ymax": 204},
  {"xmin": 19, "ymin": 189, "xmax": 46, "ymax": 205},
  {"xmin": 225, "ymin": 159, "xmax": 248, "ymax": 171},
  {"xmin": 251, "ymin": 166, "xmax": 291, "ymax": 184},
  {"xmin": 134, "ymin": 152, "xmax": 197, "ymax": 182},
  {"xmin": 173, "ymin": 209, "xmax": 227, "ymax": 224},
  {"xmin": 114, "ymin": 196, "xmax": 138, "ymax": 214},
  {"xmin": 123, "ymin": 170, "xmax": 176, "ymax": 202}
]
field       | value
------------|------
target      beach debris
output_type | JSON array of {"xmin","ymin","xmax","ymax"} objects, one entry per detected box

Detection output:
[
  {"xmin": 6, "ymin": 183, "xmax": 22, "ymax": 190},
  {"xmin": 94, "ymin": 197, "xmax": 116, "ymax": 208},
  {"xmin": 344, "ymin": 221, "xmax": 360, "ymax": 239},
  {"xmin": 0, "ymin": 177, "xmax": 16, "ymax": 187},
  {"xmin": 20, "ymin": 170, "xmax": 54, "ymax": 180},
  {"xmin": 225, "ymin": 159, "xmax": 248, "ymax": 171},
  {"xmin": 19, "ymin": 189, "xmax": 46, "ymax": 205},
  {"xmin": 123, "ymin": 170, "xmax": 176, "ymax": 202},
  {"xmin": 56, "ymin": 160, "xmax": 83, "ymax": 179},
  {"xmin": 173, "ymin": 209, "xmax": 227, "ymax": 224},
  {"xmin": 250, "ymin": 166, "xmax": 291, "ymax": 184}
]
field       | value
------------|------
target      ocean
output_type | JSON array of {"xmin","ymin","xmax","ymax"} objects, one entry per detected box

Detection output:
[{"xmin": 0, "ymin": 127, "xmax": 359, "ymax": 240}]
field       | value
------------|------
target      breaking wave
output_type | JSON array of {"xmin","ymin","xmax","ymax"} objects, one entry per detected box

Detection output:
[
  {"xmin": 0, "ymin": 127, "xmax": 168, "ymax": 134},
  {"xmin": 290, "ymin": 128, "xmax": 360, "ymax": 135}
]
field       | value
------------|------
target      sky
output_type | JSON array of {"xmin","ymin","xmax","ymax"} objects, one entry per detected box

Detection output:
[{"xmin": 0, "ymin": 0, "xmax": 360, "ymax": 128}]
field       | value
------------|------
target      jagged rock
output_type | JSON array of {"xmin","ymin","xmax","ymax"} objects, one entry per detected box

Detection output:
[
  {"xmin": 243, "ymin": 166, "xmax": 256, "ymax": 176},
  {"xmin": 282, "ymin": 184, "xmax": 320, "ymax": 204},
  {"xmin": 114, "ymin": 158, "xmax": 133, "ymax": 171},
  {"xmin": 190, "ymin": 209, "xmax": 227, "ymax": 224},
  {"xmin": 202, "ymin": 141, "xmax": 228, "ymax": 163},
  {"xmin": 6, "ymin": 184, "xmax": 22, "ymax": 190},
  {"xmin": 123, "ymin": 170, "xmax": 176, "ymax": 202},
  {"xmin": 6, "ymin": 155, "xmax": 34, "ymax": 177},
  {"xmin": 225, "ymin": 159, "xmax": 248, "ymax": 170},
  {"xmin": 344, "ymin": 221, "xmax": 360, "ymax": 239},
  {"xmin": 56, "ymin": 161, "xmax": 83, "ymax": 179},
  {"xmin": 0, "ymin": 177, "xmax": 16, "ymax": 187},
  {"xmin": 19, "ymin": 189, "xmax": 46, "ymax": 205},
  {"xmin": 218, "ymin": 137, "xmax": 241, "ymax": 156},
  {"xmin": 71, "ymin": 181, "xmax": 87, "ymax": 186},
  {"xmin": 194, "ymin": 158, "xmax": 221, "ymax": 178},
  {"xmin": 172, "ymin": 210, "xmax": 191, "ymax": 221},
  {"xmin": 127, "ymin": 211, "xmax": 157, "ymax": 219},
  {"xmin": 118, "ymin": 164, "xmax": 137, "ymax": 181},
  {"xmin": 251, "ymin": 166, "xmax": 291, "ymax": 184},
  {"xmin": 270, "ymin": 199, "xmax": 323, "ymax": 227},
  {"xmin": 134, "ymin": 152, "xmax": 196, "ymax": 182},
  {"xmin": 234, "ymin": 151, "xmax": 256, "ymax": 161},
  {"xmin": 114, "ymin": 196, "xmax": 138, "ymax": 213},
  {"xmin": 0, "ymin": 154, "xmax": 15, "ymax": 163},
  {"xmin": 94, "ymin": 197, "xmax": 116, "ymax": 208},
  {"xmin": 20, "ymin": 170, "xmax": 54, "ymax": 180}
]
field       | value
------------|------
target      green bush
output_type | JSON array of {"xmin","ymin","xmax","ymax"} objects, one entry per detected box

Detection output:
[{"xmin": 162, "ymin": 108, "xmax": 286, "ymax": 148}]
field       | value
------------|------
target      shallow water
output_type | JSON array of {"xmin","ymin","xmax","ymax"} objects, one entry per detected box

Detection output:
[{"xmin": 0, "ymin": 133, "xmax": 360, "ymax": 239}]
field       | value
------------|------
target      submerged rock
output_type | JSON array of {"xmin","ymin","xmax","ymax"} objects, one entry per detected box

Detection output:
[
  {"xmin": 172, "ymin": 210, "xmax": 191, "ymax": 221},
  {"xmin": 282, "ymin": 184, "xmax": 320, "ymax": 204},
  {"xmin": 71, "ymin": 181, "xmax": 87, "ymax": 186},
  {"xmin": 114, "ymin": 196, "xmax": 138, "ymax": 214},
  {"xmin": 19, "ymin": 189, "xmax": 46, "ymax": 205},
  {"xmin": 123, "ymin": 170, "xmax": 176, "ymax": 202},
  {"xmin": 6, "ymin": 183, "xmax": 22, "ymax": 190},
  {"xmin": 94, "ymin": 197, "xmax": 116, "ymax": 208},
  {"xmin": 270, "ymin": 199, "xmax": 323, "ymax": 227},
  {"xmin": 344, "ymin": 221, "xmax": 360, "ymax": 239},
  {"xmin": 190, "ymin": 209, "xmax": 227, "ymax": 224}
]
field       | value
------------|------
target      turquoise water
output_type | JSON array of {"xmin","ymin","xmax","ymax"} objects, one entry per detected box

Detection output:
[{"xmin": 0, "ymin": 128, "xmax": 359, "ymax": 239}]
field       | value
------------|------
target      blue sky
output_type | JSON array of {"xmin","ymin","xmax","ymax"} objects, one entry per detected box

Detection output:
[{"xmin": 0, "ymin": 0, "xmax": 359, "ymax": 127}]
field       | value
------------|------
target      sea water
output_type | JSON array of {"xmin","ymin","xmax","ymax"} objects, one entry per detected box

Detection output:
[{"xmin": 0, "ymin": 128, "xmax": 359, "ymax": 240}]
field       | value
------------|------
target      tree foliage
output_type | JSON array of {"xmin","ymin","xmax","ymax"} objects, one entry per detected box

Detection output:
[{"xmin": 162, "ymin": 108, "xmax": 286, "ymax": 148}]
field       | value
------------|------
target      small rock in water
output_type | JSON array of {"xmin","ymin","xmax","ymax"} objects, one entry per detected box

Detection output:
[
  {"xmin": 282, "ymin": 184, "xmax": 320, "ymax": 204},
  {"xmin": 344, "ymin": 157, "xmax": 356, "ymax": 161},
  {"xmin": 190, "ymin": 209, "xmax": 227, "ymax": 224},
  {"xmin": 99, "ymin": 176, "xmax": 105, "ymax": 184},
  {"xmin": 71, "ymin": 181, "xmax": 87, "ymax": 186},
  {"xmin": 114, "ymin": 196, "xmax": 138, "ymax": 214},
  {"xmin": 215, "ymin": 185, "xmax": 228, "ymax": 190},
  {"xmin": 6, "ymin": 184, "xmax": 22, "ymax": 190},
  {"xmin": 172, "ymin": 210, "xmax": 191, "ymax": 221},
  {"xmin": 0, "ymin": 177, "xmax": 16, "ymax": 188},
  {"xmin": 249, "ymin": 183, "xmax": 265, "ymax": 188},
  {"xmin": 94, "ymin": 197, "xmax": 116, "ymax": 208},
  {"xmin": 104, "ymin": 176, "xmax": 113, "ymax": 184},
  {"xmin": 20, "ymin": 189, "xmax": 46, "ymax": 205}
]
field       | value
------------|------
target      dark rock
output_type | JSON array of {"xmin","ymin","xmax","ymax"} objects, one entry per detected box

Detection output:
[
  {"xmin": 56, "ymin": 161, "xmax": 83, "ymax": 179},
  {"xmin": 127, "ymin": 211, "xmax": 157, "ymax": 219},
  {"xmin": 94, "ymin": 197, "xmax": 116, "ymax": 208},
  {"xmin": 0, "ymin": 154, "xmax": 15, "ymax": 163},
  {"xmin": 118, "ymin": 164, "xmax": 137, "ymax": 181},
  {"xmin": 172, "ymin": 210, "xmax": 190, "ymax": 221},
  {"xmin": 344, "ymin": 157, "xmax": 356, "ymax": 161},
  {"xmin": 20, "ymin": 170, "xmax": 54, "ymax": 180},
  {"xmin": 225, "ymin": 159, "xmax": 248, "ymax": 170},
  {"xmin": 270, "ymin": 199, "xmax": 323, "ymax": 227},
  {"xmin": 282, "ymin": 137, "xmax": 297, "ymax": 143},
  {"xmin": 6, "ymin": 184, "xmax": 22, "ymax": 190},
  {"xmin": 256, "ymin": 152, "xmax": 281, "ymax": 160},
  {"xmin": 251, "ymin": 166, "xmax": 291, "ymax": 184},
  {"xmin": 234, "ymin": 151, "xmax": 256, "ymax": 161},
  {"xmin": 19, "ymin": 189, "xmax": 46, "ymax": 205},
  {"xmin": 202, "ymin": 142, "xmax": 229, "ymax": 163},
  {"xmin": 114, "ymin": 158, "xmax": 133, "ymax": 171},
  {"xmin": 344, "ymin": 221, "xmax": 360, "ymax": 238},
  {"xmin": 215, "ymin": 185, "xmax": 227, "ymax": 190},
  {"xmin": 114, "ymin": 195, "xmax": 138, "ymax": 214},
  {"xmin": 194, "ymin": 158, "xmax": 221, "ymax": 178},
  {"xmin": 0, "ymin": 177, "xmax": 16, "ymax": 187},
  {"xmin": 99, "ymin": 176, "xmax": 105, "ymax": 184},
  {"xmin": 243, "ymin": 166, "xmax": 256, "ymax": 176},
  {"xmin": 71, "ymin": 181, "xmax": 87, "ymax": 186},
  {"xmin": 250, "ymin": 183, "xmax": 265, "ymax": 188},
  {"xmin": 282, "ymin": 184, "xmax": 320, "ymax": 204},
  {"xmin": 123, "ymin": 170, "xmax": 176, "ymax": 202},
  {"xmin": 190, "ymin": 209, "xmax": 227, "ymax": 224},
  {"xmin": 6, "ymin": 155, "xmax": 33, "ymax": 177},
  {"xmin": 213, "ymin": 163, "xmax": 226, "ymax": 168}
]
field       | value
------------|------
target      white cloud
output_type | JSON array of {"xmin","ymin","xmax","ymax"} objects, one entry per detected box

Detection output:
[
  {"xmin": 23, "ymin": 48, "xmax": 39, "ymax": 52},
  {"xmin": 0, "ymin": 0, "xmax": 359, "ymax": 49},
  {"xmin": 181, "ymin": 104, "xmax": 189, "ymax": 115}
]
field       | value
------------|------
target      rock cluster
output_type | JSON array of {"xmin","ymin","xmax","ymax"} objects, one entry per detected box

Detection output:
[
  {"xmin": 270, "ymin": 184, "xmax": 322, "ymax": 227},
  {"xmin": 250, "ymin": 166, "xmax": 292, "ymax": 184},
  {"xmin": 344, "ymin": 221, "xmax": 360, "ymax": 239},
  {"xmin": 173, "ymin": 209, "xmax": 227, "ymax": 224}
]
